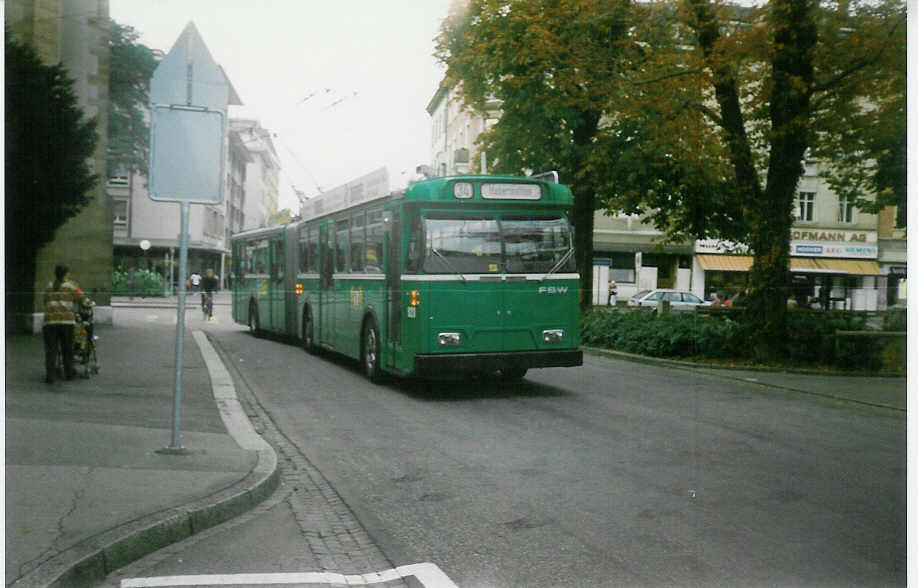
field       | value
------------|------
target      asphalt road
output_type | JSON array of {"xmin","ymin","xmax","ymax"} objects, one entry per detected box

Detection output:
[{"xmin": 109, "ymin": 305, "xmax": 906, "ymax": 588}]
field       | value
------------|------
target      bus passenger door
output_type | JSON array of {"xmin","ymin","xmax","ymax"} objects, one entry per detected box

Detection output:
[
  {"xmin": 318, "ymin": 223, "xmax": 334, "ymax": 345},
  {"xmin": 384, "ymin": 209, "xmax": 401, "ymax": 370},
  {"xmin": 269, "ymin": 237, "xmax": 286, "ymax": 331},
  {"xmin": 283, "ymin": 225, "xmax": 298, "ymax": 337}
]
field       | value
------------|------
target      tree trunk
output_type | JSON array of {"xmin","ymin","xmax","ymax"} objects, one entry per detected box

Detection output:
[
  {"xmin": 570, "ymin": 109, "xmax": 601, "ymax": 310},
  {"xmin": 572, "ymin": 184, "xmax": 596, "ymax": 309},
  {"xmin": 689, "ymin": 0, "xmax": 816, "ymax": 361},
  {"xmin": 746, "ymin": 0, "xmax": 816, "ymax": 361}
]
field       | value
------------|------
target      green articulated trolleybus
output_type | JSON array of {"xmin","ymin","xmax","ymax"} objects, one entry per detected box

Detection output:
[{"xmin": 231, "ymin": 173, "xmax": 583, "ymax": 381}]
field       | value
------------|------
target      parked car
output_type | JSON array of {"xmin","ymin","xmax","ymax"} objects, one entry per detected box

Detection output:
[{"xmin": 627, "ymin": 289, "xmax": 710, "ymax": 313}]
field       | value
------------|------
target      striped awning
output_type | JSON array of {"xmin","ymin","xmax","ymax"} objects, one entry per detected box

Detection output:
[
  {"xmin": 696, "ymin": 254, "xmax": 753, "ymax": 272},
  {"xmin": 697, "ymin": 254, "xmax": 883, "ymax": 275}
]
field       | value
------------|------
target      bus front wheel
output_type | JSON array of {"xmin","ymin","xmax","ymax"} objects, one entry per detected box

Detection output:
[{"xmin": 362, "ymin": 319, "xmax": 382, "ymax": 383}]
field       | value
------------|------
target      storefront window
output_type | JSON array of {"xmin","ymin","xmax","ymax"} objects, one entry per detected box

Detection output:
[{"xmin": 608, "ymin": 252, "xmax": 635, "ymax": 283}]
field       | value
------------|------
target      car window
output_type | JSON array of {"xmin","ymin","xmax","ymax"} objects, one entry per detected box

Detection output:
[
  {"xmin": 662, "ymin": 292, "xmax": 681, "ymax": 302},
  {"xmin": 645, "ymin": 292, "xmax": 661, "ymax": 301},
  {"xmin": 633, "ymin": 290, "xmax": 650, "ymax": 299},
  {"xmin": 684, "ymin": 293, "xmax": 702, "ymax": 303}
]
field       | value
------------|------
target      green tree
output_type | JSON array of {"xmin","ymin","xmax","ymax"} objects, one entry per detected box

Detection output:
[
  {"xmin": 436, "ymin": 0, "xmax": 632, "ymax": 307},
  {"xmin": 810, "ymin": 1, "xmax": 906, "ymax": 227},
  {"xmin": 108, "ymin": 21, "xmax": 158, "ymax": 176},
  {"xmin": 5, "ymin": 30, "xmax": 99, "ymax": 317},
  {"xmin": 616, "ymin": 0, "xmax": 904, "ymax": 360}
]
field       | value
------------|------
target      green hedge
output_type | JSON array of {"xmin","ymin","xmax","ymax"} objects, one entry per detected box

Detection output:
[
  {"xmin": 112, "ymin": 269, "xmax": 165, "ymax": 297},
  {"xmin": 582, "ymin": 307, "xmax": 903, "ymax": 371},
  {"xmin": 581, "ymin": 309, "xmax": 743, "ymax": 359}
]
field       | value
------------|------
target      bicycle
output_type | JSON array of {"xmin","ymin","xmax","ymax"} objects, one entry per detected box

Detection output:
[{"xmin": 202, "ymin": 290, "xmax": 214, "ymax": 321}]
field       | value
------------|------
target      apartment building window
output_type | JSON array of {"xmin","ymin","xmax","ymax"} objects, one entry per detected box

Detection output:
[
  {"xmin": 837, "ymin": 194, "xmax": 854, "ymax": 223},
  {"xmin": 796, "ymin": 192, "xmax": 815, "ymax": 222},
  {"xmin": 113, "ymin": 199, "xmax": 128, "ymax": 225}
]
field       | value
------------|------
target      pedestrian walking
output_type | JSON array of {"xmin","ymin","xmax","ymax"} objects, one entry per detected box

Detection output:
[
  {"xmin": 43, "ymin": 264, "xmax": 93, "ymax": 383},
  {"xmin": 608, "ymin": 280, "xmax": 617, "ymax": 307},
  {"xmin": 189, "ymin": 271, "xmax": 202, "ymax": 294},
  {"xmin": 201, "ymin": 268, "xmax": 218, "ymax": 320}
]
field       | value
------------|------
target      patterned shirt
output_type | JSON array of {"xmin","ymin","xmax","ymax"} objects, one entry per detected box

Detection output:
[{"xmin": 44, "ymin": 280, "xmax": 89, "ymax": 325}]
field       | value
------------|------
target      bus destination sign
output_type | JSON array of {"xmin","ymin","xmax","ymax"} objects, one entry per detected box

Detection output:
[{"xmin": 481, "ymin": 183, "xmax": 542, "ymax": 200}]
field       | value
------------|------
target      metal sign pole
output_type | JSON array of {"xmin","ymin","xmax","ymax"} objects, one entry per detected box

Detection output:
[
  {"xmin": 159, "ymin": 201, "xmax": 191, "ymax": 454},
  {"xmin": 150, "ymin": 23, "xmax": 228, "ymax": 454}
]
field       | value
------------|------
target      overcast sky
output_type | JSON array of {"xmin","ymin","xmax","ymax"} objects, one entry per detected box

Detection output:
[{"xmin": 109, "ymin": 0, "xmax": 454, "ymax": 211}]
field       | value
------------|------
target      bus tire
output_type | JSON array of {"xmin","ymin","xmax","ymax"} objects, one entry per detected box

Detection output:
[
  {"xmin": 362, "ymin": 318, "xmax": 382, "ymax": 383},
  {"xmin": 302, "ymin": 309, "xmax": 317, "ymax": 354},
  {"xmin": 248, "ymin": 302, "xmax": 260, "ymax": 336},
  {"xmin": 500, "ymin": 367, "xmax": 528, "ymax": 381}
]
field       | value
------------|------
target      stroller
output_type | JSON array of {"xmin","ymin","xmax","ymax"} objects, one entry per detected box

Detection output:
[{"xmin": 72, "ymin": 301, "xmax": 99, "ymax": 377}]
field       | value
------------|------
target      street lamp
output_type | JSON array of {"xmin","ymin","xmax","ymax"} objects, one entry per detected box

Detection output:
[{"xmin": 139, "ymin": 240, "xmax": 151, "ymax": 299}]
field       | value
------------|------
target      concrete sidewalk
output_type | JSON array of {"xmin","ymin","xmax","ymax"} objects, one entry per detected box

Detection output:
[{"xmin": 5, "ymin": 311, "xmax": 278, "ymax": 587}]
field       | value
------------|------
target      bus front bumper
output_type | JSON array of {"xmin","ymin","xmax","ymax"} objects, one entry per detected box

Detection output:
[{"xmin": 413, "ymin": 349, "xmax": 583, "ymax": 379}]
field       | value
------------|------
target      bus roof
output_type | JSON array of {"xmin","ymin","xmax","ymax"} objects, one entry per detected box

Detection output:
[
  {"xmin": 232, "ymin": 174, "xmax": 574, "ymax": 243},
  {"xmin": 231, "ymin": 224, "xmax": 286, "ymax": 241}
]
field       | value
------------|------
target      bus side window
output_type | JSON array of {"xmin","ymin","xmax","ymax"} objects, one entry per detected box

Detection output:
[
  {"xmin": 335, "ymin": 219, "xmax": 349, "ymax": 273},
  {"xmin": 366, "ymin": 210, "xmax": 384, "ymax": 274},
  {"xmin": 272, "ymin": 239, "xmax": 285, "ymax": 282},
  {"xmin": 405, "ymin": 213, "xmax": 422, "ymax": 272},
  {"xmin": 322, "ymin": 225, "xmax": 334, "ymax": 287},
  {"xmin": 351, "ymin": 211, "xmax": 365, "ymax": 272},
  {"xmin": 253, "ymin": 240, "xmax": 269, "ymax": 274},
  {"xmin": 232, "ymin": 243, "xmax": 241, "ymax": 278},
  {"xmin": 307, "ymin": 226, "xmax": 319, "ymax": 273},
  {"xmin": 298, "ymin": 226, "xmax": 309, "ymax": 274}
]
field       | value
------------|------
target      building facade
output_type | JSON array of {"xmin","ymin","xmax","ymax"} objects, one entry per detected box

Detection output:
[
  {"xmin": 425, "ymin": 83, "xmax": 907, "ymax": 310},
  {"xmin": 426, "ymin": 83, "xmax": 500, "ymax": 177},
  {"xmin": 109, "ymin": 38, "xmax": 281, "ymax": 293},
  {"xmin": 7, "ymin": 0, "xmax": 113, "ymax": 330},
  {"xmin": 110, "ymin": 117, "xmax": 281, "ymax": 292},
  {"xmin": 230, "ymin": 118, "xmax": 281, "ymax": 231}
]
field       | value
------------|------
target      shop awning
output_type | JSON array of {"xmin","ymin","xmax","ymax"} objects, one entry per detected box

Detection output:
[
  {"xmin": 697, "ymin": 254, "xmax": 883, "ymax": 275},
  {"xmin": 696, "ymin": 254, "xmax": 753, "ymax": 272},
  {"xmin": 792, "ymin": 258, "xmax": 884, "ymax": 275}
]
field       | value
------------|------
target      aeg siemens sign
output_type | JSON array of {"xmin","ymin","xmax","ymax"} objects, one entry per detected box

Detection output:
[{"xmin": 790, "ymin": 230, "xmax": 877, "ymax": 259}]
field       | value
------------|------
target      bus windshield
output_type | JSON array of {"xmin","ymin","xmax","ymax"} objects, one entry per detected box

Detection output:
[{"xmin": 421, "ymin": 215, "xmax": 574, "ymax": 274}]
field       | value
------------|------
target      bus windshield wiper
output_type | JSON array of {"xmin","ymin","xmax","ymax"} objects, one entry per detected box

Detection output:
[
  {"xmin": 430, "ymin": 248, "xmax": 467, "ymax": 282},
  {"xmin": 541, "ymin": 246, "xmax": 574, "ymax": 282}
]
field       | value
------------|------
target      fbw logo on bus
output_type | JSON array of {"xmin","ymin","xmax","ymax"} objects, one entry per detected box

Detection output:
[{"xmin": 538, "ymin": 286, "xmax": 569, "ymax": 294}]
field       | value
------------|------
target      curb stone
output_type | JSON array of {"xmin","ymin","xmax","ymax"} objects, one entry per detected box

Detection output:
[{"xmin": 582, "ymin": 346, "xmax": 905, "ymax": 378}]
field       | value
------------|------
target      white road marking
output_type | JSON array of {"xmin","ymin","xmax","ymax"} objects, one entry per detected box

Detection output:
[{"xmin": 121, "ymin": 563, "xmax": 458, "ymax": 587}]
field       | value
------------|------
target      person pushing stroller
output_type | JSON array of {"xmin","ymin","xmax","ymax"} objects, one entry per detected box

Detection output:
[{"xmin": 43, "ymin": 264, "xmax": 93, "ymax": 383}]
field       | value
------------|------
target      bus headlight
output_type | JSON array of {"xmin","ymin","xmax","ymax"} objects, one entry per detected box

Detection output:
[
  {"xmin": 438, "ymin": 332, "xmax": 461, "ymax": 346},
  {"xmin": 410, "ymin": 290, "xmax": 420, "ymax": 307},
  {"xmin": 542, "ymin": 329, "xmax": 564, "ymax": 343}
]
